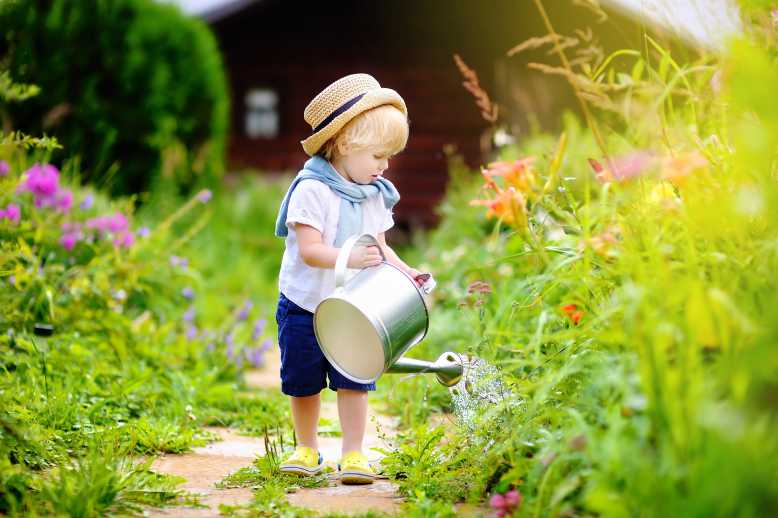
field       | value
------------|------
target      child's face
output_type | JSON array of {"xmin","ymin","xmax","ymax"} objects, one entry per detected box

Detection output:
[{"xmin": 335, "ymin": 146, "xmax": 393, "ymax": 185}]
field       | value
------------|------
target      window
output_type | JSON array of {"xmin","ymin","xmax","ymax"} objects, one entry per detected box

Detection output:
[{"xmin": 244, "ymin": 88, "xmax": 279, "ymax": 138}]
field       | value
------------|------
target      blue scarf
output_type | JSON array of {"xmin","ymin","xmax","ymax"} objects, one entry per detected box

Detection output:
[{"xmin": 274, "ymin": 155, "xmax": 400, "ymax": 246}]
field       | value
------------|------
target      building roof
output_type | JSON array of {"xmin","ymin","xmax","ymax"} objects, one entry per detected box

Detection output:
[{"xmin": 160, "ymin": 0, "xmax": 259, "ymax": 22}]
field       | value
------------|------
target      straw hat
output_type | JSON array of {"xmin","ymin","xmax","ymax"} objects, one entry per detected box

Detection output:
[{"xmin": 301, "ymin": 73, "xmax": 407, "ymax": 156}]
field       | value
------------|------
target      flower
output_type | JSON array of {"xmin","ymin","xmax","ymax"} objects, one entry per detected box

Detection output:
[
  {"xmin": 659, "ymin": 152, "xmax": 707, "ymax": 187},
  {"xmin": 1, "ymin": 204, "xmax": 21, "ymax": 224},
  {"xmin": 470, "ymin": 187, "xmax": 527, "ymax": 228},
  {"xmin": 245, "ymin": 346, "xmax": 265, "ymax": 368},
  {"xmin": 489, "ymin": 489, "xmax": 522, "ymax": 516},
  {"xmin": 482, "ymin": 157, "xmax": 537, "ymax": 196},
  {"xmin": 170, "ymin": 255, "xmax": 188, "ymax": 269},
  {"xmin": 252, "ymin": 319, "xmax": 267, "ymax": 341},
  {"xmin": 80, "ymin": 193, "xmax": 94, "ymax": 210},
  {"xmin": 562, "ymin": 304, "xmax": 583, "ymax": 325},
  {"xmin": 186, "ymin": 325, "xmax": 198, "ymax": 341},
  {"xmin": 196, "ymin": 189, "xmax": 213, "ymax": 203},
  {"xmin": 183, "ymin": 306, "xmax": 195, "ymax": 322},
  {"xmin": 589, "ymin": 151, "xmax": 656, "ymax": 183},
  {"xmin": 18, "ymin": 164, "xmax": 60, "ymax": 199},
  {"xmin": 107, "ymin": 213, "xmax": 128, "ymax": 233},
  {"xmin": 137, "ymin": 226, "xmax": 150, "ymax": 238},
  {"xmin": 504, "ymin": 489, "xmax": 521, "ymax": 508},
  {"xmin": 489, "ymin": 493, "xmax": 506, "ymax": 510},
  {"xmin": 578, "ymin": 226, "xmax": 620, "ymax": 258},
  {"xmin": 113, "ymin": 231, "xmax": 135, "ymax": 249},
  {"xmin": 647, "ymin": 182, "xmax": 680, "ymax": 210},
  {"xmin": 237, "ymin": 300, "xmax": 253, "ymax": 321},
  {"xmin": 60, "ymin": 233, "xmax": 78, "ymax": 251},
  {"xmin": 0, "ymin": 160, "xmax": 9, "ymax": 176},
  {"xmin": 181, "ymin": 286, "xmax": 195, "ymax": 300},
  {"xmin": 467, "ymin": 280, "xmax": 492, "ymax": 294},
  {"xmin": 56, "ymin": 189, "xmax": 73, "ymax": 212}
]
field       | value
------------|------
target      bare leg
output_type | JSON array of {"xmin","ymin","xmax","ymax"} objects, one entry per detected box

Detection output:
[
  {"xmin": 290, "ymin": 394, "xmax": 320, "ymax": 450},
  {"xmin": 337, "ymin": 389, "xmax": 368, "ymax": 456}
]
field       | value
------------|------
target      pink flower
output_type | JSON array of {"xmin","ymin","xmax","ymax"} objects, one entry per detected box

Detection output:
[
  {"xmin": 60, "ymin": 233, "xmax": 78, "ymax": 250},
  {"xmin": 1, "ymin": 204, "xmax": 20, "ymax": 224},
  {"xmin": 107, "ymin": 213, "xmax": 128, "ymax": 233},
  {"xmin": 489, "ymin": 493, "xmax": 506, "ymax": 510},
  {"xmin": 0, "ymin": 160, "xmax": 9, "ymax": 176},
  {"xmin": 18, "ymin": 164, "xmax": 60, "ymax": 198},
  {"xmin": 113, "ymin": 231, "xmax": 135, "ymax": 249},
  {"xmin": 504, "ymin": 489, "xmax": 521, "ymax": 508},
  {"xmin": 56, "ymin": 189, "xmax": 73, "ymax": 212}
]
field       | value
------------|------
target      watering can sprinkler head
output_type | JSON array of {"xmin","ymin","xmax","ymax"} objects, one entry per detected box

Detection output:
[{"xmin": 386, "ymin": 351, "xmax": 464, "ymax": 387}]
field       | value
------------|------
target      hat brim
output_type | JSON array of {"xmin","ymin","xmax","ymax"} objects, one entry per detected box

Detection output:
[{"xmin": 301, "ymin": 88, "xmax": 407, "ymax": 156}]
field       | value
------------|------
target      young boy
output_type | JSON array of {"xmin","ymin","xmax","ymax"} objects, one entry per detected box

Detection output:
[{"xmin": 274, "ymin": 74, "xmax": 422, "ymax": 484}]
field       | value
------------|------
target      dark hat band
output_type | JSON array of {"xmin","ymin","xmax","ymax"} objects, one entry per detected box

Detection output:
[{"xmin": 312, "ymin": 92, "xmax": 367, "ymax": 134}]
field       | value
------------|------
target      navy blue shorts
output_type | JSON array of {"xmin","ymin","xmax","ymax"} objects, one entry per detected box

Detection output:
[{"xmin": 275, "ymin": 292, "xmax": 376, "ymax": 397}]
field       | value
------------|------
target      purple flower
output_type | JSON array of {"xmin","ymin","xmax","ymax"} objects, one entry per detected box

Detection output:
[
  {"xmin": 170, "ymin": 255, "xmax": 188, "ymax": 269},
  {"xmin": 245, "ymin": 347, "xmax": 265, "ymax": 368},
  {"xmin": 113, "ymin": 231, "xmax": 135, "ymax": 249},
  {"xmin": 85, "ymin": 215, "xmax": 109, "ymax": 232},
  {"xmin": 56, "ymin": 189, "xmax": 73, "ymax": 212},
  {"xmin": 0, "ymin": 161, "xmax": 9, "ymax": 176},
  {"xmin": 80, "ymin": 193, "xmax": 94, "ymax": 210},
  {"xmin": 237, "ymin": 300, "xmax": 253, "ymax": 321},
  {"xmin": 225, "ymin": 332, "xmax": 234, "ymax": 347},
  {"xmin": 60, "ymin": 233, "xmax": 78, "ymax": 251},
  {"xmin": 260, "ymin": 338, "xmax": 272, "ymax": 351},
  {"xmin": 226, "ymin": 341, "xmax": 235, "ymax": 359},
  {"xmin": 186, "ymin": 325, "xmax": 198, "ymax": 341},
  {"xmin": 206, "ymin": 342, "xmax": 215, "ymax": 351},
  {"xmin": 1, "ymin": 204, "xmax": 20, "ymax": 224},
  {"xmin": 252, "ymin": 319, "xmax": 267, "ymax": 341},
  {"xmin": 181, "ymin": 286, "xmax": 195, "ymax": 300},
  {"xmin": 196, "ymin": 189, "xmax": 212, "ymax": 204},
  {"xmin": 137, "ymin": 226, "xmax": 150, "ymax": 238},
  {"xmin": 183, "ymin": 306, "xmax": 195, "ymax": 322},
  {"xmin": 107, "ymin": 213, "xmax": 128, "ymax": 233},
  {"xmin": 18, "ymin": 164, "xmax": 60, "ymax": 199},
  {"xmin": 8, "ymin": 275, "xmax": 15, "ymax": 286}
]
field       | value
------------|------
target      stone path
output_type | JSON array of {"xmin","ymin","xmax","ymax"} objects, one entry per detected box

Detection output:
[{"xmin": 146, "ymin": 348, "xmax": 402, "ymax": 517}]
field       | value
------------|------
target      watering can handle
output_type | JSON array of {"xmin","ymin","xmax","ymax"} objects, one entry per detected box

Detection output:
[{"xmin": 334, "ymin": 233, "xmax": 386, "ymax": 289}]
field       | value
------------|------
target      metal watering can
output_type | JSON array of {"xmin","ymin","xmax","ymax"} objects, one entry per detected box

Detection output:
[{"xmin": 313, "ymin": 234, "xmax": 464, "ymax": 387}]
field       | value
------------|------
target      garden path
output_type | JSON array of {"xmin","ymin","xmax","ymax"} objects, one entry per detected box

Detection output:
[{"xmin": 146, "ymin": 347, "xmax": 402, "ymax": 516}]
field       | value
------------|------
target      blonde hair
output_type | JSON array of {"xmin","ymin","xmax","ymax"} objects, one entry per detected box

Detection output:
[{"xmin": 319, "ymin": 104, "xmax": 409, "ymax": 161}]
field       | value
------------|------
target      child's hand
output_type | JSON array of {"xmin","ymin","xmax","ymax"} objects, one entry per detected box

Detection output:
[
  {"xmin": 407, "ymin": 268, "xmax": 431, "ymax": 287},
  {"xmin": 347, "ymin": 245, "xmax": 383, "ymax": 269}
]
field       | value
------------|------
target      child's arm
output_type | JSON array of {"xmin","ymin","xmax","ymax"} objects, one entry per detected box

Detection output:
[{"xmin": 296, "ymin": 224, "xmax": 382, "ymax": 269}]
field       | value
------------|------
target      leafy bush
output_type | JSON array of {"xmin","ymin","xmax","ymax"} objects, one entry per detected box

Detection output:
[
  {"xmin": 378, "ymin": 3, "xmax": 778, "ymax": 517},
  {"xmin": 0, "ymin": 0, "xmax": 228, "ymax": 196}
]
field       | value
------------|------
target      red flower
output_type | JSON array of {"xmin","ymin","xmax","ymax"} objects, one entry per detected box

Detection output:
[{"xmin": 561, "ymin": 304, "xmax": 583, "ymax": 325}]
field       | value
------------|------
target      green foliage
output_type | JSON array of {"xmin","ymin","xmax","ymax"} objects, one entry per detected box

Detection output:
[
  {"xmin": 0, "ymin": 0, "xmax": 229, "ymax": 196},
  {"xmin": 378, "ymin": 4, "xmax": 778, "ymax": 517}
]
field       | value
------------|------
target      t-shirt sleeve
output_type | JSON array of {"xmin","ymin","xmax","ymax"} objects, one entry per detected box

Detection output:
[
  {"xmin": 379, "ymin": 206, "xmax": 395, "ymax": 233},
  {"xmin": 286, "ymin": 180, "xmax": 327, "ymax": 234}
]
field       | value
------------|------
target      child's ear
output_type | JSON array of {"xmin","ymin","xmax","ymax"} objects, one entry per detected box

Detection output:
[{"xmin": 336, "ymin": 140, "xmax": 350, "ymax": 157}]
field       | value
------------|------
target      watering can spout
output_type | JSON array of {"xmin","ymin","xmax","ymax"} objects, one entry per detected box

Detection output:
[{"xmin": 386, "ymin": 351, "xmax": 464, "ymax": 387}]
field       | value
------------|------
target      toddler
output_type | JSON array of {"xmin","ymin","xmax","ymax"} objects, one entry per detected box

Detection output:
[{"xmin": 274, "ymin": 73, "xmax": 422, "ymax": 484}]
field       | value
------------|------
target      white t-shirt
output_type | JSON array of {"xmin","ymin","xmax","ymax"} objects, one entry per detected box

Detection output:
[{"xmin": 278, "ymin": 179, "xmax": 395, "ymax": 312}]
